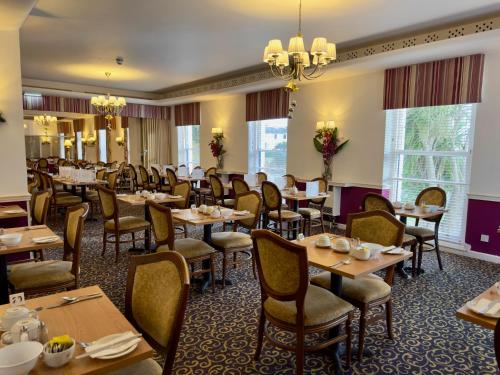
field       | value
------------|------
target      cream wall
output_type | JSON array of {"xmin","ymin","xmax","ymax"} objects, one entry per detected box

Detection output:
[
  {"xmin": 128, "ymin": 118, "xmax": 142, "ymax": 165},
  {"xmin": 0, "ymin": 30, "xmax": 28, "ymax": 198}
]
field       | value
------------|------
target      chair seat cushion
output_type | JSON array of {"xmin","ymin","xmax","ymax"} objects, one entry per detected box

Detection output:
[
  {"xmin": 158, "ymin": 238, "xmax": 216, "ymax": 259},
  {"xmin": 269, "ymin": 210, "xmax": 301, "ymax": 220},
  {"xmin": 105, "ymin": 216, "xmax": 151, "ymax": 231},
  {"xmin": 9, "ymin": 261, "xmax": 74, "ymax": 290},
  {"xmin": 217, "ymin": 199, "xmax": 235, "ymax": 207},
  {"xmin": 298, "ymin": 207, "xmax": 321, "ymax": 218},
  {"xmin": 55, "ymin": 191, "xmax": 73, "ymax": 197},
  {"xmin": 311, "ymin": 272, "xmax": 391, "ymax": 303},
  {"xmin": 405, "ymin": 226, "xmax": 435, "ymax": 239},
  {"xmin": 402, "ymin": 233, "xmax": 417, "ymax": 245},
  {"xmin": 264, "ymin": 285, "xmax": 353, "ymax": 326},
  {"xmin": 211, "ymin": 232, "xmax": 252, "ymax": 249},
  {"xmin": 107, "ymin": 358, "xmax": 162, "ymax": 375},
  {"xmin": 55, "ymin": 195, "xmax": 82, "ymax": 205}
]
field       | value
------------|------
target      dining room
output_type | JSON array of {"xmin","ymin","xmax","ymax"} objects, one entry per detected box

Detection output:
[{"xmin": 0, "ymin": 0, "xmax": 499, "ymax": 374}]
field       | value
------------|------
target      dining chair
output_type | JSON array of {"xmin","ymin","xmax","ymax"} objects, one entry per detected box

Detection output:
[
  {"xmin": 209, "ymin": 175, "xmax": 234, "ymax": 208},
  {"xmin": 46, "ymin": 174, "xmax": 82, "ymax": 222},
  {"xmin": 146, "ymin": 201, "xmax": 216, "ymax": 293},
  {"xmin": 37, "ymin": 158, "xmax": 49, "ymax": 172},
  {"xmin": 298, "ymin": 177, "xmax": 327, "ymax": 236},
  {"xmin": 8, "ymin": 203, "xmax": 88, "ymax": 296},
  {"xmin": 261, "ymin": 181, "xmax": 302, "ymax": 239},
  {"xmin": 495, "ymin": 319, "xmax": 500, "ymax": 370},
  {"xmin": 256, "ymin": 171, "xmax": 267, "ymax": 185},
  {"xmin": 138, "ymin": 165, "xmax": 156, "ymax": 191},
  {"xmin": 404, "ymin": 187, "xmax": 447, "ymax": 272},
  {"xmin": 96, "ymin": 168, "xmax": 106, "ymax": 181},
  {"xmin": 27, "ymin": 190, "xmax": 52, "ymax": 261},
  {"xmin": 210, "ymin": 191, "xmax": 261, "ymax": 288},
  {"xmin": 97, "ymin": 185, "xmax": 151, "ymax": 262},
  {"xmin": 362, "ymin": 192, "xmax": 418, "ymax": 275},
  {"xmin": 166, "ymin": 168, "xmax": 178, "ymax": 193},
  {"xmin": 151, "ymin": 166, "xmax": 169, "ymax": 192},
  {"xmin": 251, "ymin": 229, "xmax": 354, "ymax": 375},
  {"xmin": 128, "ymin": 164, "xmax": 140, "ymax": 192},
  {"xmin": 108, "ymin": 252, "xmax": 190, "ymax": 375},
  {"xmin": 196, "ymin": 167, "xmax": 216, "ymax": 204},
  {"xmin": 171, "ymin": 181, "xmax": 191, "ymax": 238},
  {"xmin": 311, "ymin": 210, "xmax": 405, "ymax": 360},
  {"xmin": 283, "ymin": 174, "xmax": 296, "ymax": 188},
  {"xmin": 231, "ymin": 178, "xmax": 250, "ymax": 196},
  {"xmin": 107, "ymin": 171, "xmax": 119, "ymax": 191},
  {"xmin": 206, "ymin": 167, "xmax": 217, "ymax": 176}
]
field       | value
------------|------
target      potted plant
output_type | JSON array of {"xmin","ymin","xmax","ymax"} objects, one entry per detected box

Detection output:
[
  {"xmin": 313, "ymin": 122, "xmax": 348, "ymax": 180},
  {"xmin": 209, "ymin": 129, "xmax": 226, "ymax": 169}
]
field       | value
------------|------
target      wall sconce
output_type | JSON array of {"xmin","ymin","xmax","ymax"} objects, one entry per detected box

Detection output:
[
  {"xmin": 41, "ymin": 137, "xmax": 51, "ymax": 145},
  {"xmin": 116, "ymin": 136, "xmax": 125, "ymax": 146},
  {"xmin": 85, "ymin": 133, "xmax": 96, "ymax": 146},
  {"xmin": 211, "ymin": 127, "xmax": 223, "ymax": 136},
  {"xmin": 64, "ymin": 139, "xmax": 73, "ymax": 149},
  {"xmin": 316, "ymin": 120, "xmax": 336, "ymax": 130}
]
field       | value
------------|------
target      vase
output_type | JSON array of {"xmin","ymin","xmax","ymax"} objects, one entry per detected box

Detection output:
[
  {"xmin": 216, "ymin": 156, "xmax": 224, "ymax": 170},
  {"xmin": 322, "ymin": 160, "xmax": 332, "ymax": 180}
]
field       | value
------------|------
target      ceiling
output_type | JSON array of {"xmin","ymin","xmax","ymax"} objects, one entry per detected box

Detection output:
[{"xmin": 19, "ymin": 0, "xmax": 500, "ymax": 93}]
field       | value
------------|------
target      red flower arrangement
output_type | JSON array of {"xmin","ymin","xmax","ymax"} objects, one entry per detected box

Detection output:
[
  {"xmin": 313, "ymin": 125, "xmax": 348, "ymax": 180},
  {"xmin": 209, "ymin": 133, "xmax": 226, "ymax": 169}
]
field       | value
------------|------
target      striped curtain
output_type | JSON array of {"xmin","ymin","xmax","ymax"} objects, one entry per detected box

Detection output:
[
  {"xmin": 246, "ymin": 88, "xmax": 290, "ymax": 121},
  {"xmin": 383, "ymin": 54, "xmax": 485, "ymax": 109},
  {"xmin": 121, "ymin": 117, "xmax": 129, "ymax": 129},
  {"xmin": 57, "ymin": 121, "xmax": 73, "ymax": 135},
  {"xmin": 174, "ymin": 103, "xmax": 200, "ymax": 126},
  {"xmin": 94, "ymin": 116, "xmax": 117, "ymax": 130},
  {"xmin": 140, "ymin": 118, "xmax": 172, "ymax": 168},
  {"xmin": 73, "ymin": 119, "xmax": 85, "ymax": 133}
]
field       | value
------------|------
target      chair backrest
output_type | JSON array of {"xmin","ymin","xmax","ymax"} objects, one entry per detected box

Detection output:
[
  {"xmin": 38, "ymin": 158, "xmax": 49, "ymax": 170},
  {"xmin": 63, "ymin": 203, "xmax": 89, "ymax": 280},
  {"xmin": 172, "ymin": 181, "xmax": 191, "ymax": 209},
  {"xmin": 362, "ymin": 193, "xmax": 395, "ymax": 216},
  {"xmin": 251, "ymin": 229, "xmax": 309, "ymax": 314},
  {"xmin": 256, "ymin": 172, "xmax": 267, "ymax": 184},
  {"xmin": 232, "ymin": 178, "xmax": 249, "ymax": 196},
  {"xmin": 107, "ymin": 171, "xmax": 119, "ymax": 190},
  {"xmin": 166, "ymin": 169, "xmax": 177, "ymax": 187},
  {"xmin": 125, "ymin": 252, "xmax": 189, "ymax": 375},
  {"xmin": 138, "ymin": 165, "xmax": 150, "ymax": 185},
  {"xmin": 128, "ymin": 164, "xmax": 138, "ymax": 181},
  {"xmin": 206, "ymin": 167, "xmax": 217, "ymax": 177},
  {"xmin": 146, "ymin": 201, "xmax": 175, "ymax": 250},
  {"xmin": 310, "ymin": 177, "xmax": 328, "ymax": 205},
  {"xmin": 209, "ymin": 175, "xmax": 224, "ymax": 200},
  {"xmin": 117, "ymin": 162, "xmax": 125, "ymax": 175},
  {"xmin": 31, "ymin": 190, "xmax": 51, "ymax": 225},
  {"xmin": 283, "ymin": 174, "xmax": 296, "ymax": 188},
  {"xmin": 32, "ymin": 170, "xmax": 42, "ymax": 189},
  {"xmin": 151, "ymin": 167, "xmax": 161, "ymax": 186},
  {"xmin": 235, "ymin": 191, "xmax": 262, "ymax": 230},
  {"xmin": 261, "ymin": 181, "xmax": 282, "ymax": 212},
  {"xmin": 39, "ymin": 172, "xmax": 50, "ymax": 191},
  {"xmin": 57, "ymin": 159, "xmax": 66, "ymax": 166},
  {"xmin": 96, "ymin": 168, "xmax": 106, "ymax": 181},
  {"xmin": 97, "ymin": 185, "xmax": 119, "ymax": 223},
  {"xmin": 346, "ymin": 210, "xmax": 404, "ymax": 247},
  {"xmin": 415, "ymin": 187, "xmax": 447, "ymax": 223}
]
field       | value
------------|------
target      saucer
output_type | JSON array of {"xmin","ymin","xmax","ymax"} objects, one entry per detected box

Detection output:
[{"xmin": 315, "ymin": 240, "xmax": 331, "ymax": 249}]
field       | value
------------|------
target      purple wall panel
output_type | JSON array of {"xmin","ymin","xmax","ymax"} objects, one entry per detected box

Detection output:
[
  {"xmin": 337, "ymin": 186, "xmax": 383, "ymax": 224},
  {"xmin": 0, "ymin": 200, "xmax": 30, "ymax": 262},
  {"xmin": 465, "ymin": 199, "xmax": 500, "ymax": 257}
]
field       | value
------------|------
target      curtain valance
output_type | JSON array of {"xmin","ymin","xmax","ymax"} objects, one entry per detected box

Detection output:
[
  {"xmin": 174, "ymin": 102, "xmax": 200, "ymax": 126},
  {"xmin": 121, "ymin": 117, "xmax": 129, "ymax": 129},
  {"xmin": 246, "ymin": 88, "xmax": 289, "ymax": 122},
  {"xmin": 383, "ymin": 54, "xmax": 484, "ymax": 110}
]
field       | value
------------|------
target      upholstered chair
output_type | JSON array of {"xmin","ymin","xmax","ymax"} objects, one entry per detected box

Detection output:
[
  {"xmin": 165, "ymin": 168, "xmax": 178, "ymax": 193},
  {"xmin": 362, "ymin": 192, "xmax": 418, "ymax": 275},
  {"xmin": 311, "ymin": 210, "xmax": 405, "ymax": 360},
  {"xmin": 96, "ymin": 168, "xmax": 106, "ymax": 181},
  {"xmin": 283, "ymin": 174, "xmax": 296, "ymax": 188},
  {"xmin": 41, "ymin": 172, "xmax": 71, "ymax": 197},
  {"xmin": 170, "ymin": 181, "xmax": 191, "ymax": 238},
  {"xmin": 256, "ymin": 171, "xmax": 267, "ymax": 185},
  {"xmin": 261, "ymin": 181, "xmax": 302, "ymax": 239},
  {"xmin": 97, "ymin": 186, "xmax": 151, "ymax": 262},
  {"xmin": 28, "ymin": 190, "xmax": 51, "ymax": 261},
  {"xmin": 231, "ymin": 178, "xmax": 250, "ymax": 196},
  {"xmin": 128, "ymin": 164, "xmax": 140, "ymax": 192},
  {"xmin": 107, "ymin": 171, "xmax": 119, "ymax": 191},
  {"xmin": 206, "ymin": 167, "xmax": 217, "ymax": 176},
  {"xmin": 404, "ymin": 187, "xmax": 447, "ymax": 272},
  {"xmin": 108, "ymin": 252, "xmax": 190, "ymax": 375},
  {"xmin": 37, "ymin": 158, "xmax": 49, "ymax": 172},
  {"xmin": 298, "ymin": 177, "xmax": 327, "ymax": 236},
  {"xmin": 9, "ymin": 204, "xmax": 88, "ymax": 296},
  {"xmin": 151, "ymin": 166, "xmax": 169, "ymax": 192},
  {"xmin": 209, "ymin": 175, "xmax": 234, "ymax": 208},
  {"xmin": 46, "ymin": 174, "xmax": 82, "ymax": 222},
  {"xmin": 210, "ymin": 191, "xmax": 261, "ymax": 288},
  {"xmin": 138, "ymin": 165, "xmax": 156, "ymax": 191},
  {"xmin": 251, "ymin": 229, "xmax": 354, "ymax": 375},
  {"xmin": 147, "ymin": 201, "xmax": 216, "ymax": 293},
  {"xmin": 196, "ymin": 167, "xmax": 216, "ymax": 204}
]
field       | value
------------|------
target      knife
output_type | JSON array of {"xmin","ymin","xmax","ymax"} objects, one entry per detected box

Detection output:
[
  {"xmin": 75, "ymin": 333, "xmax": 143, "ymax": 359},
  {"xmin": 45, "ymin": 293, "xmax": 103, "ymax": 309}
]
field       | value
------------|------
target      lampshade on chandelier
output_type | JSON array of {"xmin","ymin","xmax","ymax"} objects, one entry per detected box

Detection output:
[
  {"xmin": 34, "ymin": 115, "xmax": 57, "ymax": 126},
  {"xmin": 262, "ymin": 0, "xmax": 336, "ymax": 89},
  {"xmin": 91, "ymin": 72, "xmax": 126, "ymax": 123}
]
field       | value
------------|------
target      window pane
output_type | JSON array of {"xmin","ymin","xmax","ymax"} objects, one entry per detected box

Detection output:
[
  {"xmin": 98, "ymin": 129, "xmax": 107, "ymax": 163},
  {"xmin": 248, "ymin": 118, "xmax": 288, "ymax": 183},
  {"xmin": 76, "ymin": 132, "xmax": 83, "ymax": 160},
  {"xmin": 59, "ymin": 134, "xmax": 65, "ymax": 159},
  {"xmin": 177, "ymin": 125, "xmax": 200, "ymax": 172}
]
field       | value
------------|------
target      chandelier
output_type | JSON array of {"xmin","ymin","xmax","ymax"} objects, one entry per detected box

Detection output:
[
  {"xmin": 34, "ymin": 115, "xmax": 57, "ymax": 145},
  {"xmin": 262, "ymin": 0, "xmax": 336, "ymax": 90},
  {"xmin": 91, "ymin": 72, "xmax": 126, "ymax": 123}
]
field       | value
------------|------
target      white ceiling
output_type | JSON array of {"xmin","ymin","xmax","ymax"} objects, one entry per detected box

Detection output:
[{"xmin": 19, "ymin": 0, "xmax": 500, "ymax": 92}]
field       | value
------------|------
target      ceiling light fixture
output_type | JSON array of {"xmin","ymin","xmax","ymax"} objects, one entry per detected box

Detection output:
[
  {"xmin": 34, "ymin": 115, "xmax": 57, "ymax": 126},
  {"xmin": 91, "ymin": 72, "xmax": 126, "ymax": 125},
  {"xmin": 262, "ymin": 0, "xmax": 336, "ymax": 91}
]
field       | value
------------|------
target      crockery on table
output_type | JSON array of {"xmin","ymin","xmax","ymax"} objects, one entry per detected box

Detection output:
[
  {"xmin": 466, "ymin": 298, "xmax": 500, "ymax": 318},
  {"xmin": 332, "ymin": 238, "xmax": 350, "ymax": 253},
  {"xmin": 76, "ymin": 331, "xmax": 142, "ymax": 360},
  {"xmin": 0, "ymin": 234, "xmax": 22, "ymax": 247},
  {"xmin": 43, "ymin": 335, "xmax": 75, "ymax": 368},
  {"xmin": 45, "ymin": 293, "xmax": 102, "ymax": 309},
  {"xmin": 0, "ymin": 341, "xmax": 43, "ymax": 375}
]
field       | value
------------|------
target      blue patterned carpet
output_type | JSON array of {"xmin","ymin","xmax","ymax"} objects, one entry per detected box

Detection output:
[{"xmin": 46, "ymin": 207, "xmax": 500, "ymax": 374}]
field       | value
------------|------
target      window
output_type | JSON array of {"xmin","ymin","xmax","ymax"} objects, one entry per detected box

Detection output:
[
  {"xmin": 76, "ymin": 131, "xmax": 83, "ymax": 160},
  {"xmin": 177, "ymin": 125, "xmax": 200, "ymax": 172},
  {"xmin": 248, "ymin": 118, "xmax": 288, "ymax": 184},
  {"xmin": 58, "ymin": 133, "xmax": 65, "ymax": 159},
  {"xmin": 98, "ymin": 128, "xmax": 107, "ymax": 163},
  {"xmin": 383, "ymin": 104, "xmax": 475, "ymax": 243}
]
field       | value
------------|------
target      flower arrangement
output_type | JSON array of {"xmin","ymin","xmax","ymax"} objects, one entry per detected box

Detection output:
[
  {"xmin": 209, "ymin": 131, "xmax": 226, "ymax": 169},
  {"xmin": 313, "ymin": 123, "xmax": 348, "ymax": 180}
]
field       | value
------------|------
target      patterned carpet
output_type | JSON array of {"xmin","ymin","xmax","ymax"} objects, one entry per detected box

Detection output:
[{"xmin": 43, "ymin": 205, "xmax": 500, "ymax": 374}]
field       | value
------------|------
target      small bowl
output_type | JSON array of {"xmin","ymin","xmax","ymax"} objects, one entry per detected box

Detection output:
[
  {"xmin": 0, "ymin": 341, "xmax": 43, "ymax": 375},
  {"xmin": 155, "ymin": 193, "xmax": 167, "ymax": 200},
  {"xmin": 0, "ymin": 234, "xmax": 22, "ymax": 247},
  {"xmin": 43, "ymin": 338, "xmax": 75, "ymax": 368}
]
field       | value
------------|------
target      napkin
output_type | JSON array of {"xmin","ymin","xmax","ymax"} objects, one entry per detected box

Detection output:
[
  {"xmin": 85, "ymin": 331, "xmax": 137, "ymax": 357},
  {"xmin": 474, "ymin": 298, "xmax": 491, "ymax": 313},
  {"xmin": 386, "ymin": 247, "xmax": 405, "ymax": 255},
  {"xmin": 486, "ymin": 302, "xmax": 500, "ymax": 315},
  {"xmin": 168, "ymin": 195, "xmax": 183, "ymax": 199},
  {"xmin": 234, "ymin": 210, "xmax": 250, "ymax": 216}
]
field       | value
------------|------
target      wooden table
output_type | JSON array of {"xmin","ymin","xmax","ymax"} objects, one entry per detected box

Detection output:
[
  {"xmin": 456, "ymin": 283, "xmax": 499, "ymax": 330},
  {"xmin": 0, "ymin": 286, "xmax": 154, "ymax": 374},
  {"xmin": 52, "ymin": 177, "xmax": 108, "ymax": 202},
  {"xmin": 394, "ymin": 206, "xmax": 446, "ymax": 222},
  {"xmin": 0, "ymin": 225, "xmax": 63, "ymax": 304},
  {"xmin": 281, "ymin": 191, "xmax": 329, "ymax": 212},
  {"xmin": 0, "ymin": 205, "xmax": 27, "ymax": 220}
]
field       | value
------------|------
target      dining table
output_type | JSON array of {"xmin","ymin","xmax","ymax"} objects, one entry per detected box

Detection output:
[
  {"xmin": 0, "ymin": 205, "xmax": 28, "ymax": 220},
  {"xmin": 0, "ymin": 285, "xmax": 154, "ymax": 374},
  {"xmin": 0, "ymin": 225, "xmax": 63, "ymax": 304},
  {"xmin": 281, "ymin": 190, "xmax": 329, "ymax": 212},
  {"xmin": 295, "ymin": 233, "xmax": 412, "ymax": 374},
  {"xmin": 456, "ymin": 283, "xmax": 499, "ymax": 330},
  {"xmin": 52, "ymin": 176, "xmax": 108, "ymax": 202}
]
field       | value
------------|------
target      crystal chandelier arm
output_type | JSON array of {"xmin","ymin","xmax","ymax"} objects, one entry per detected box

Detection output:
[
  {"xmin": 270, "ymin": 64, "xmax": 296, "ymax": 81},
  {"xmin": 302, "ymin": 64, "xmax": 328, "ymax": 80}
]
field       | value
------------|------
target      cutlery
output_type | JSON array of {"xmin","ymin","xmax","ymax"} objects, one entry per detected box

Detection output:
[
  {"xmin": 380, "ymin": 246, "xmax": 396, "ymax": 254},
  {"xmin": 75, "ymin": 333, "xmax": 143, "ymax": 359},
  {"xmin": 46, "ymin": 293, "xmax": 102, "ymax": 309},
  {"xmin": 24, "ymin": 225, "xmax": 47, "ymax": 231},
  {"xmin": 61, "ymin": 292, "xmax": 102, "ymax": 303},
  {"xmin": 330, "ymin": 258, "xmax": 351, "ymax": 268}
]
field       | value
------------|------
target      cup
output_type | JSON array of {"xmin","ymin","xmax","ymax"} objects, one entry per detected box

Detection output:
[
  {"xmin": 317, "ymin": 234, "xmax": 331, "ymax": 247},
  {"xmin": 1, "ymin": 307, "xmax": 36, "ymax": 331},
  {"xmin": 190, "ymin": 204, "xmax": 197, "ymax": 214},
  {"xmin": 206, "ymin": 206, "xmax": 215, "ymax": 215},
  {"xmin": 333, "ymin": 238, "xmax": 350, "ymax": 251},
  {"xmin": 297, "ymin": 233, "xmax": 305, "ymax": 241},
  {"xmin": 43, "ymin": 338, "xmax": 75, "ymax": 368},
  {"xmin": 221, "ymin": 209, "xmax": 233, "ymax": 219},
  {"xmin": 2, "ymin": 318, "xmax": 42, "ymax": 345},
  {"xmin": 199, "ymin": 205, "xmax": 207, "ymax": 214},
  {"xmin": 210, "ymin": 210, "xmax": 221, "ymax": 218}
]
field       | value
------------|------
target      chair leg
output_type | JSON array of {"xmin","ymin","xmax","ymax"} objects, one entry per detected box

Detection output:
[
  {"xmin": 435, "ymin": 236, "xmax": 443, "ymax": 271},
  {"xmin": 233, "ymin": 252, "xmax": 237, "ymax": 269},
  {"xmin": 101, "ymin": 232, "xmax": 107, "ymax": 256},
  {"xmin": 296, "ymin": 326, "xmax": 305, "ymax": 375},
  {"xmin": 417, "ymin": 241, "xmax": 424, "ymax": 274},
  {"xmin": 131, "ymin": 232, "xmax": 136, "ymax": 249},
  {"xmin": 252, "ymin": 257, "xmax": 257, "ymax": 280},
  {"xmin": 308, "ymin": 218, "xmax": 312, "ymax": 236},
  {"xmin": 345, "ymin": 312, "xmax": 353, "ymax": 369},
  {"xmin": 411, "ymin": 243, "xmax": 417, "ymax": 277},
  {"xmin": 222, "ymin": 252, "xmax": 227, "ymax": 289},
  {"xmin": 210, "ymin": 254, "xmax": 216, "ymax": 293},
  {"xmin": 320, "ymin": 214, "xmax": 325, "ymax": 234},
  {"xmin": 114, "ymin": 234, "xmax": 120, "ymax": 263},
  {"xmin": 386, "ymin": 299, "xmax": 394, "ymax": 339},
  {"xmin": 254, "ymin": 309, "xmax": 265, "ymax": 361},
  {"xmin": 38, "ymin": 249, "xmax": 45, "ymax": 261},
  {"xmin": 358, "ymin": 307, "xmax": 367, "ymax": 361}
]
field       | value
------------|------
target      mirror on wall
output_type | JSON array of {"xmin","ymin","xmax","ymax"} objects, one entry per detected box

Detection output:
[{"xmin": 25, "ymin": 135, "xmax": 61, "ymax": 159}]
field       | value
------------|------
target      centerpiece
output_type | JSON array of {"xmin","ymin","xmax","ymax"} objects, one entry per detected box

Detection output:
[
  {"xmin": 209, "ymin": 128, "xmax": 226, "ymax": 169},
  {"xmin": 313, "ymin": 121, "xmax": 348, "ymax": 180}
]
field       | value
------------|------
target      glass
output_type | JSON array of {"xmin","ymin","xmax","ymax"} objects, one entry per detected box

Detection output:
[{"xmin": 349, "ymin": 237, "xmax": 360, "ymax": 250}]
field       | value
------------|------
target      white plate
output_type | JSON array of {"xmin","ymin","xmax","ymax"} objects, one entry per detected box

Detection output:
[
  {"xmin": 3, "ymin": 210, "xmax": 24, "ymax": 214},
  {"xmin": 332, "ymin": 245, "xmax": 350, "ymax": 253},
  {"xmin": 385, "ymin": 248, "xmax": 405, "ymax": 255},
  {"xmin": 88, "ymin": 333, "xmax": 139, "ymax": 360},
  {"xmin": 466, "ymin": 299, "xmax": 500, "ymax": 318},
  {"xmin": 361, "ymin": 243, "xmax": 384, "ymax": 252},
  {"xmin": 32, "ymin": 237, "xmax": 59, "ymax": 244},
  {"xmin": 171, "ymin": 209, "xmax": 180, "ymax": 213},
  {"xmin": 233, "ymin": 211, "xmax": 250, "ymax": 216},
  {"xmin": 315, "ymin": 240, "xmax": 332, "ymax": 249}
]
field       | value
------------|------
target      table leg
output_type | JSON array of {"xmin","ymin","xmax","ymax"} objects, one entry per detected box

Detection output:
[
  {"xmin": 329, "ymin": 273, "xmax": 344, "ymax": 375},
  {"xmin": 81, "ymin": 185, "xmax": 87, "ymax": 202},
  {"xmin": 396, "ymin": 215, "xmax": 412, "ymax": 279},
  {"xmin": 200, "ymin": 224, "xmax": 213, "ymax": 292},
  {"xmin": 127, "ymin": 206, "xmax": 150, "ymax": 253},
  {"xmin": 0, "ymin": 255, "xmax": 8, "ymax": 304}
]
